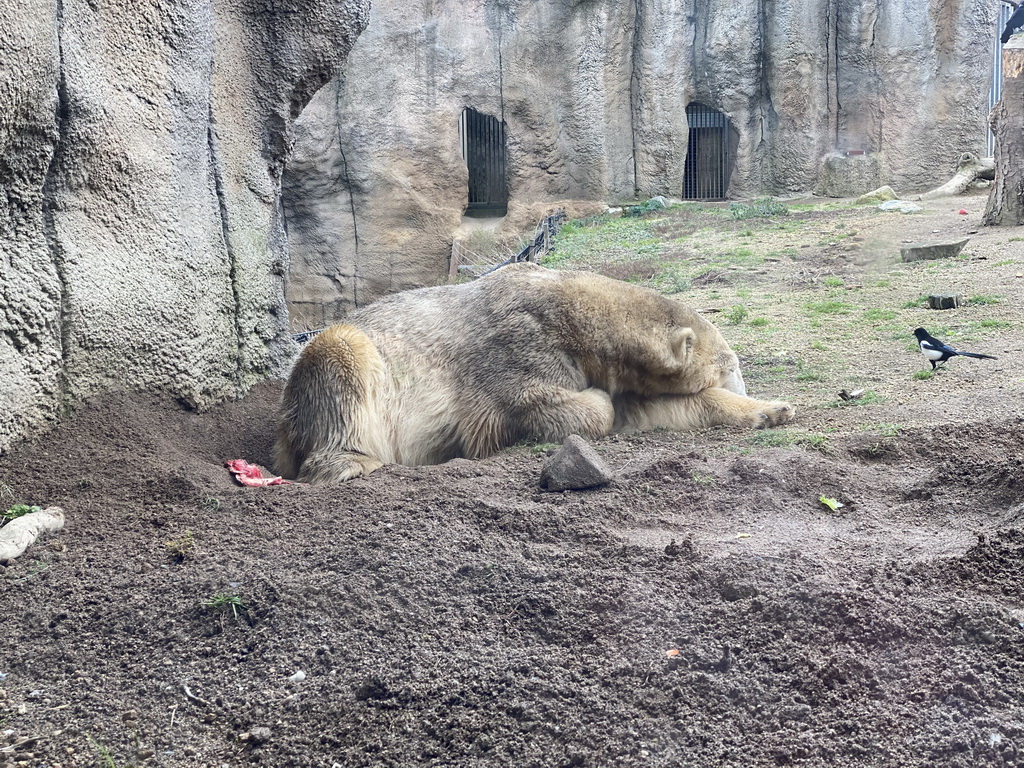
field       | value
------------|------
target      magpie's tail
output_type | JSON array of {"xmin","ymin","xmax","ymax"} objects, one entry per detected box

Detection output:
[{"xmin": 956, "ymin": 350, "xmax": 997, "ymax": 361}]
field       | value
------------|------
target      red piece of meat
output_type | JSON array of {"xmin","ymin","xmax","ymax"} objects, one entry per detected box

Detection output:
[{"xmin": 225, "ymin": 459, "xmax": 291, "ymax": 487}]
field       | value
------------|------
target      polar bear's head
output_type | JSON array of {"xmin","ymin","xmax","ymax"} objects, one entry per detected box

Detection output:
[
  {"xmin": 661, "ymin": 325, "xmax": 747, "ymax": 396},
  {"xmin": 721, "ymin": 355, "xmax": 747, "ymax": 396}
]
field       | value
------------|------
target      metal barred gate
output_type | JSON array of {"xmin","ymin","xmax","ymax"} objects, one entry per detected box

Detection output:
[
  {"xmin": 991, "ymin": 3, "xmax": 1014, "ymax": 156},
  {"xmin": 459, "ymin": 107, "xmax": 508, "ymax": 217},
  {"xmin": 682, "ymin": 103, "xmax": 730, "ymax": 201}
]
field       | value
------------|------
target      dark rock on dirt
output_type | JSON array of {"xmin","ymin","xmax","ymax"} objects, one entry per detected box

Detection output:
[
  {"xmin": 539, "ymin": 434, "xmax": 614, "ymax": 491},
  {"xmin": 900, "ymin": 238, "xmax": 971, "ymax": 262}
]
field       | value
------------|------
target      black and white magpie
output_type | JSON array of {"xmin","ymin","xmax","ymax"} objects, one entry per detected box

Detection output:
[
  {"xmin": 1003, "ymin": 3, "xmax": 1024, "ymax": 44},
  {"xmin": 914, "ymin": 327, "xmax": 997, "ymax": 370}
]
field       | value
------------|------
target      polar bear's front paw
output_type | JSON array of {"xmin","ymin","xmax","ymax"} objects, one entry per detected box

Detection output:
[{"xmin": 754, "ymin": 400, "xmax": 796, "ymax": 428}]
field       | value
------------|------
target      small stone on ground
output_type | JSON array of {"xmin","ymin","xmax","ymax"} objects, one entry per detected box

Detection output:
[{"xmin": 539, "ymin": 435, "xmax": 613, "ymax": 491}]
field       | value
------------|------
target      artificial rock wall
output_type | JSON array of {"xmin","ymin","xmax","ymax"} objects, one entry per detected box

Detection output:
[
  {"xmin": 283, "ymin": 0, "xmax": 998, "ymax": 325},
  {"xmin": 0, "ymin": 0, "xmax": 369, "ymax": 452}
]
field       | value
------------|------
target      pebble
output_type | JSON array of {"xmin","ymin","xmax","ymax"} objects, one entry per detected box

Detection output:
[{"xmin": 241, "ymin": 727, "xmax": 272, "ymax": 744}]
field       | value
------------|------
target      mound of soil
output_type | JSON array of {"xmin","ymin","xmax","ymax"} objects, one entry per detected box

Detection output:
[{"xmin": 2, "ymin": 379, "xmax": 1024, "ymax": 768}]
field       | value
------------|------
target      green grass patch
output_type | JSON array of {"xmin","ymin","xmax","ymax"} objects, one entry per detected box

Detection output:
[
  {"xmin": 773, "ymin": 220, "xmax": 806, "ymax": 234},
  {"xmin": 863, "ymin": 308, "xmax": 898, "ymax": 323},
  {"xmin": 165, "ymin": 530, "xmax": 196, "ymax": 562},
  {"xmin": 860, "ymin": 422, "xmax": 902, "ymax": 438},
  {"xmin": 748, "ymin": 430, "xmax": 830, "ymax": 451},
  {"xmin": 542, "ymin": 217, "xmax": 663, "ymax": 268},
  {"xmin": 203, "ymin": 593, "xmax": 250, "ymax": 621},
  {"xmin": 967, "ymin": 295, "xmax": 1001, "ymax": 306},
  {"xmin": 831, "ymin": 390, "xmax": 885, "ymax": 407},
  {"xmin": 691, "ymin": 472, "xmax": 717, "ymax": 487},
  {"xmin": 795, "ymin": 369, "xmax": 825, "ymax": 382},
  {"xmin": 729, "ymin": 197, "xmax": 789, "ymax": 220},
  {"xmin": 1, "ymin": 504, "xmax": 40, "ymax": 525},
  {"xmin": 788, "ymin": 200, "xmax": 856, "ymax": 212},
  {"xmin": 724, "ymin": 305, "xmax": 749, "ymax": 325},
  {"xmin": 976, "ymin": 318, "xmax": 1010, "ymax": 329},
  {"xmin": 901, "ymin": 295, "xmax": 930, "ymax": 309},
  {"xmin": 88, "ymin": 736, "xmax": 135, "ymax": 768},
  {"xmin": 804, "ymin": 300, "xmax": 853, "ymax": 316},
  {"xmin": 622, "ymin": 198, "xmax": 669, "ymax": 218},
  {"xmin": 649, "ymin": 266, "xmax": 693, "ymax": 294}
]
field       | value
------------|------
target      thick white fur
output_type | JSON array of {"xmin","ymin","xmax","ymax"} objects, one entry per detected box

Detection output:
[{"xmin": 274, "ymin": 264, "xmax": 794, "ymax": 483}]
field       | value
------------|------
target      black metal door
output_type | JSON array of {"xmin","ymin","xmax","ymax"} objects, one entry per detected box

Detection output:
[
  {"xmin": 683, "ymin": 103, "xmax": 730, "ymax": 201},
  {"xmin": 460, "ymin": 107, "xmax": 508, "ymax": 217}
]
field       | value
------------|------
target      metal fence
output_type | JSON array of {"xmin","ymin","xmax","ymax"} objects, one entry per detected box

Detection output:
[
  {"xmin": 683, "ymin": 103, "xmax": 730, "ymax": 201},
  {"xmin": 450, "ymin": 209, "xmax": 566, "ymax": 279},
  {"xmin": 990, "ymin": 4, "xmax": 1014, "ymax": 156}
]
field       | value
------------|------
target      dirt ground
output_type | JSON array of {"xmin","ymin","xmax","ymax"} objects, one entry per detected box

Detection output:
[{"xmin": 2, "ymin": 192, "xmax": 1024, "ymax": 768}]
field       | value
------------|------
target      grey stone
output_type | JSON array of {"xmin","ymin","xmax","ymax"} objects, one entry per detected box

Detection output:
[
  {"xmin": 539, "ymin": 436, "xmax": 613, "ymax": 492},
  {"xmin": 242, "ymin": 727, "xmax": 272, "ymax": 745},
  {"xmin": 855, "ymin": 185, "xmax": 899, "ymax": 205},
  {"xmin": 928, "ymin": 294, "xmax": 964, "ymax": 310},
  {"xmin": 878, "ymin": 200, "xmax": 924, "ymax": 214},
  {"xmin": 901, "ymin": 239, "xmax": 971, "ymax": 263}
]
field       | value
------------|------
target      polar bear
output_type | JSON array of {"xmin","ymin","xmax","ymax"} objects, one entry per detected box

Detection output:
[{"xmin": 274, "ymin": 263, "xmax": 794, "ymax": 484}]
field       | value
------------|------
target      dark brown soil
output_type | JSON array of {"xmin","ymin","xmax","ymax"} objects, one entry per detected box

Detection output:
[
  {"xmin": 2, "ymin": 193, "xmax": 1024, "ymax": 768},
  {"xmin": 2, "ymin": 382, "xmax": 1024, "ymax": 768}
]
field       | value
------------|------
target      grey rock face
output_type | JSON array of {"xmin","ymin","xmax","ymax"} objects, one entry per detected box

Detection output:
[
  {"xmin": 817, "ymin": 154, "xmax": 883, "ymax": 198},
  {"xmin": 283, "ymin": 0, "xmax": 998, "ymax": 321},
  {"xmin": 1, "ymin": 0, "xmax": 369, "ymax": 451}
]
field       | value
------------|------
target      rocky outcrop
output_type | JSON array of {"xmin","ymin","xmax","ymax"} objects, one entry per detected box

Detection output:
[
  {"xmin": 283, "ymin": 0, "xmax": 997, "ymax": 323},
  {"xmin": 0, "ymin": 0, "xmax": 369, "ymax": 452}
]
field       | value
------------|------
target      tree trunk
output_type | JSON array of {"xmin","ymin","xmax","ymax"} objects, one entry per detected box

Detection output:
[
  {"xmin": 984, "ymin": 38, "xmax": 1024, "ymax": 225},
  {"xmin": 916, "ymin": 153, "xmax": 995, "ymax": 201}
]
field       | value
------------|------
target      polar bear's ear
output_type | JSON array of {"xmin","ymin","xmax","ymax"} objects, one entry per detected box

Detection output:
[{"xmin": 670, "ymin": 327, "xmax": 696, "ymax": 364}]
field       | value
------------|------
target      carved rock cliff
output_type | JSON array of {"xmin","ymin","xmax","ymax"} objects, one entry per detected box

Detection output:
[
  {"xmin": 0, "ymin": 0, "xmax": 369, "ymax": 451},
  {"xmin": 283, "ymin": 0, "xmax": 998, "ymax": 322}
]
